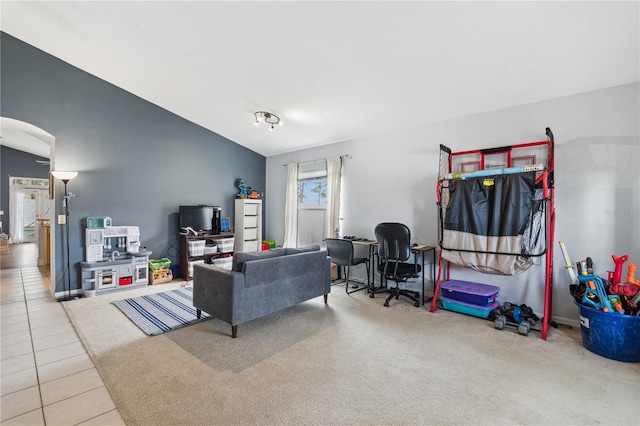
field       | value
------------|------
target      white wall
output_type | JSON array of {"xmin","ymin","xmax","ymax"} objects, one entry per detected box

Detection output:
[{"xmin": 265, "ymin": 83, "xmax": 639, "ymax": 322}]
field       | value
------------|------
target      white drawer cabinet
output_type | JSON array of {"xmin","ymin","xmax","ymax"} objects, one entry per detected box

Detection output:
[{"xmin": 235, "ymin": 199, "xmax": 262, "ymax": 253}]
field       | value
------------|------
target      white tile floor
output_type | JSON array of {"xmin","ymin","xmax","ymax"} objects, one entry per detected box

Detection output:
[{"xmin": 1, "ymin": 267, "xmax": 125, "ymax": 425}]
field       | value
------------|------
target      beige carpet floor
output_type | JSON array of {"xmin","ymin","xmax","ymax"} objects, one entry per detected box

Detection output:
[{"xmin": 64, "ymin": 282, "xmax": 640, "ymax": 425}]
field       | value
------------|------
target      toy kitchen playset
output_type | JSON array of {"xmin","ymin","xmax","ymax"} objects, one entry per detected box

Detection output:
[{"xmin": 80, "ymin": 217, "xmax": 152, "ymax": 296}]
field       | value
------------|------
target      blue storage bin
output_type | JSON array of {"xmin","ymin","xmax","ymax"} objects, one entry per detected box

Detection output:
[
  {"xmin": 441, "ymin": 280, "xmax": 499, "ymax": 306},
  {"xmin": 441, "ymin": 297, "xmax": 499, "ymax": 319},
  {"xmin": 170, "ymin": 265, "xmax": 181, "ymax": 280},
  {"xmin": 575, "ymin": 301, "xmax": 640, "ymax": 363}
]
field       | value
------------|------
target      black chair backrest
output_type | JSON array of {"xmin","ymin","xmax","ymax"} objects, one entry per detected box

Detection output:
[
  {"xmin": 375, "ymin": 223, "xmax": 412, "ymax": 263},
  {"xmin": 325, "ymin": 238, "xmax": 353, "ymax": 266}
]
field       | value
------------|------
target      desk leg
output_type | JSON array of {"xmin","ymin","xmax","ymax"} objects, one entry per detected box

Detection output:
[
  {"xmin": 421, "ymin": 248, "xmax": 436, "ymax": 305},
  {"xmin": 369, "ymin": 245, "xmax": 385, "ymax": 293},
  {"xmin": 421, "ymin": 250, "xmax": 426, "ymax": 305},
  {"xmin": 432, "ymin": 248, "xmax": 436, "ymax": 293},
  {"xmin": 367, "ymin": 245, "xmax": 373, "ymax": 291}
]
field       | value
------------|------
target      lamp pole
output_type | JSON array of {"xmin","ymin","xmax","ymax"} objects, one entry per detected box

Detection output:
[
  {"xmin": 51, "ymin": 171, "xmax": 78, "ymax": 302},
  {"xmin": 61, "ymin": 179, "xmax": 73, "ymax": 301}
]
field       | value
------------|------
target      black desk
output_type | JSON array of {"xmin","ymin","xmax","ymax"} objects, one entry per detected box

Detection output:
[
  {"xmin": 411, "ymin": 245, "xmax": 437, "ymax": 305},
  {"xmin": 344, "ymin": 240, "xmax": 377, "ymax": 290},
  {"xmin": 352, "ymin": 241, "xmax": 436, "ymax": 305}
]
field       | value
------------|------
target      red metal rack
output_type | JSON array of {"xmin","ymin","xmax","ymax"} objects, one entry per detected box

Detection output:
[{"xmin": 429, "ymin": 128, "xmax": 556, "ymax": 340}]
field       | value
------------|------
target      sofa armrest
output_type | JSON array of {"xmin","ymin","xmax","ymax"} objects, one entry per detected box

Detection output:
[{"xmin": 193, "ymin": 264, "xmax": 245, "ymax": 325}]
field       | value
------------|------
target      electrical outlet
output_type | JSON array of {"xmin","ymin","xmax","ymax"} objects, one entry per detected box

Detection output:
[
  {"xmin": 0, "ymin": 210, "xmax": 4, "ymax": 215},
  {"xmin": 58, "ymin": 214, "xmax": 66, "ymax": 225}
]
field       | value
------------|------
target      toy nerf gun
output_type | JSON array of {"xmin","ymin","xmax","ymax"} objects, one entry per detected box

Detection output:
[{"xmin": 577, "ymin": 274, "xmax": 619, "ymax": 313}]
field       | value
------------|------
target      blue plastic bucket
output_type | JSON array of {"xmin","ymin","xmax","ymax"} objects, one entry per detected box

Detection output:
[{"xmin": 575, "ymin": 301, "xmax": 640, "ymax": 363}]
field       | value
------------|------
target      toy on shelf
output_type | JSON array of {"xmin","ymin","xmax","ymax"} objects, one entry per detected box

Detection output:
[
  {"xmin": 236, "ymin": 178, "xmax": 264, "ymax": 199},
  {"xmin": 237, "ymin": 179, "xmax": 249, "ymax": 197},
  {"xmin": 248, "ymin": 189, "xmax": 263, "ymax": 199}
]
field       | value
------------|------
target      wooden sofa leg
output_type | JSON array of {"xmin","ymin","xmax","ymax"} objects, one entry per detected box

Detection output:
[
  {"xmin": 232, "ymin": 325, "xmax": 238, "ymax": 338},
  {"xmin": 324, "ymin": 294, "xmax": 328, "ymax": 304},
  {"xmin": 196, "ymin": 309, "xmax": 201, "ymax": 319}
]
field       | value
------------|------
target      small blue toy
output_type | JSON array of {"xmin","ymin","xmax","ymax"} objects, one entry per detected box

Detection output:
[{"xmin": 237, "ymin": 179, "xmax": 251, "ymax": 198}]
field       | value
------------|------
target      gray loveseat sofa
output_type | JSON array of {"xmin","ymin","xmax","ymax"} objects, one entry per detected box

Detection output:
[{"xmin": 193, "ymin": 245, "xmax": 331, "ymax": 338}]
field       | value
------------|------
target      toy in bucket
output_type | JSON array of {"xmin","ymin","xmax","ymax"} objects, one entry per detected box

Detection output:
[
  {"xmin": 577, "ymin": 274, "xmax": 617, "ymax": 313},
  {"xmin": 560, "ymin": 241, "xmax": 640, "ymax": 362},
  {"xmin": 605, "ymin": 254, "xmax": 640, "ymax": 315},
  {"xmin": 626, "ymin": 262, "xmax": 640, "ymax": 284}
]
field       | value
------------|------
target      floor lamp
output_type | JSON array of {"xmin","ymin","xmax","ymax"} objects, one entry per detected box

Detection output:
[{"xmin": 51, "ymin": 171, "xmax": 78, "ymax": 302}]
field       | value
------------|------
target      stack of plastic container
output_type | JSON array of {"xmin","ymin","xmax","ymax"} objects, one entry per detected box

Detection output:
[{"xmin": 440, "ymin": 280, "xmax": 500, "ymax": 319}]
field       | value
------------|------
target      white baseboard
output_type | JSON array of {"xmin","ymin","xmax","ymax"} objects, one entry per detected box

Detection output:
[{"xmin": 549, "ymin": 315, "xmax": 580, "ymax": 329}]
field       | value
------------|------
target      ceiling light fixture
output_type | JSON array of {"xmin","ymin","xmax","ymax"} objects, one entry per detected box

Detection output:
[{"xmin": 254, "ymin": 111, "xmax": 282, "ymax": 131}]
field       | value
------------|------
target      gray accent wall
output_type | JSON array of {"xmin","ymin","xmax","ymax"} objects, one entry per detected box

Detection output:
[
  {"xmin": 0, "ymin": 146, "xmax": 50, "ymax": 235},
  {"xmin": 1, "ymin": 32, "xmax": 266, "ymax": 294}
]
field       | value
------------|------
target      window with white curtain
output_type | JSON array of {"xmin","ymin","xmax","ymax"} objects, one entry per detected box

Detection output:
[
  {"xmin": 297, "ymin": 160, "xmax": 328, "ymax": 246},
  {"xmin": 283, "ymin": 157, "xmax": 343, "ymax": 248}
]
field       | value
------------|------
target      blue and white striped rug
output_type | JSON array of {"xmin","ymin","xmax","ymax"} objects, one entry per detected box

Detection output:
[{"xmin": 112, "ymin": 287, "xmax": 211, "ymax": 336}]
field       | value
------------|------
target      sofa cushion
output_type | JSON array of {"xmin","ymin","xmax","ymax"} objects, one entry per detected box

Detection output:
[
  {"xmin": 283, "ymin": 244, "xmax": 321, "ymax": 256},
  {"xmin": 232, "ymin": 248, "xmax": 285, "ymax": 272}
]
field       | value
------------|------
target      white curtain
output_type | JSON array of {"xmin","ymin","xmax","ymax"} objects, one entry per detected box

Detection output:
[
  {"xmin": 283, "ymin": 162, "xmax": 299, "ymax": 248},
  {"xmin": 9, "ymin": 186, "xmax": 25, "ymax": 244},
  {"xmin": 326, "ymin": 156, "xmax": 342, "ymax": 239}
]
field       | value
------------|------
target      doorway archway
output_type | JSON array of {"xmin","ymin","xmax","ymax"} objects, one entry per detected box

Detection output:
[{"xmin": 1, "ymin": 117, "xmax": 57, "ymax": 293}]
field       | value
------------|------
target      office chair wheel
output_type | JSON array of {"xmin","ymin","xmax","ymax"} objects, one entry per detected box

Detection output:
[
  {"xmin": 370, "ymin": 293, "xmax": 375, "ymax": 298},
  {"xmin": 414, "ymin": 301, "xmax": 420, "ymax": 307},
  {"xmin": 384, "ymin": 301, "xmax": 390, "ymax": 307}
]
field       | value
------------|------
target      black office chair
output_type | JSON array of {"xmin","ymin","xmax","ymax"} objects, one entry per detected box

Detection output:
[
  {"xmin": 325, "ymin": 238, "xmax": 370, "ymax": 294},
  {"xmin": 370, "ymin": 223, "xmax": 421, "ymax": 307}
]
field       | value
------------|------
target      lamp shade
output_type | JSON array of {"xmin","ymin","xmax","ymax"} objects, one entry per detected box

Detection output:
[{"xmin": 51, "ymin": 171, "xmax": 78, "ymax": 182}]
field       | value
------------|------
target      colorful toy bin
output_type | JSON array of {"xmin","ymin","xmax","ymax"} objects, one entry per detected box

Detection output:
[{"xmin": 575, "ymin": 301, "xmax": 640, "ymax": 363}]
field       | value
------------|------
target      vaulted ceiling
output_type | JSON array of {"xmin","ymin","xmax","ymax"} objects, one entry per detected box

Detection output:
[{"xmin": 1, "ymin": 1, "xmax": 638, "ymax": 158}]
